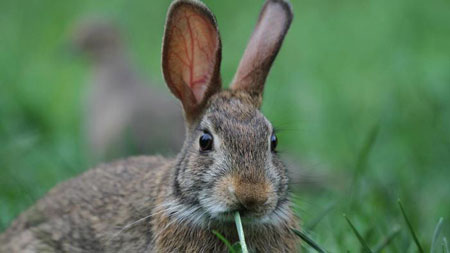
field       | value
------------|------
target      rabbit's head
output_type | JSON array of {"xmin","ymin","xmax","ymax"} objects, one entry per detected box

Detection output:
[
  {"xmin": 162, "ymin": 0, "xmax": 293, "ymax": 225},
  {"xmin": 72, "ymin": 20, "xmax": 122, "ymax": 60}
]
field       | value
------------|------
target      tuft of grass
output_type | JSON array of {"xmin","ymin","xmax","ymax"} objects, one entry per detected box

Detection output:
[
  {"xmin": 234, "ymin": 212, "xmax": 248, "ymax": 253},
  {"xmin": 431, "ymin": 217, "xmax": 444, "ymax": 253},
  {"xmin": 343, "ymin": 214, "xmax": 372, "ymax": 253},
  {"xmin": 398, "ymin": 200, "xmax": 424, "ymax": 253},
  {"xmin": 292, "ymin": 228, "xmax": 328, "ymax": 253}
]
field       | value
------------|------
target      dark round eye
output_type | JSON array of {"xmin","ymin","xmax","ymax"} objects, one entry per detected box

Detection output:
[
  {"xmin": 199, "ymin": 132, "xmax": 213, "ymax": 151},
  {"xmin": 270, "ymin": 133, "xmax": 278, "ymax": 151}
]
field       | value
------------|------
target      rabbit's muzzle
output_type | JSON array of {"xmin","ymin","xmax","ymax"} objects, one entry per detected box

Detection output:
[
  {"xmin": 233, "ymin": 181, "xmax": 269, "ymax": 213},
  {"xmin": 210, "ymin": 174, "xmax": 277, "ymax": 219}
]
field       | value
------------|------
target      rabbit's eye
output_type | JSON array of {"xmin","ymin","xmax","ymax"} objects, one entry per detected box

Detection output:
[
  {"xmin": 199, "ymin": 132, "xmax": 213, "ymax": 151},
  {"xmin": 270, "ymin": 133, "xmax": 278, "ymax": 151}
]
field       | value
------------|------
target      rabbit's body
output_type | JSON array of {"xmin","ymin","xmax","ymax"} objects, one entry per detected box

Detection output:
[
  {"xmin": 1, "ymin": 0, "xmax": 300, "ymax": 251},
  {"xmin": 0, "ymin": 92, "xmax": 298, "ymax": 253},
  {"xmin": 0, "ymin": 156, "xmax": 170, "ymax": 252}
]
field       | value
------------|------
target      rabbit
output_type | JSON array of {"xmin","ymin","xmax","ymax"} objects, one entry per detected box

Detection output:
[
  {"xmin": 0, "ymin": 0, "xmax": 298, "ymax": 251},
  {"xmin": 72, "ymin": 20, "xmax": 185, "ymax": 160}
]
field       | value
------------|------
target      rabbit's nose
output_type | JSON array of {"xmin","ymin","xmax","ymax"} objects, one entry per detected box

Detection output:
[{"xmin": 234, "ymin": 182, "xmax": 269, "ymax": 211}]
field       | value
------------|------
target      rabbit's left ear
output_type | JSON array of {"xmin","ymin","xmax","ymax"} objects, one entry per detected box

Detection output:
[
  {"xmin": 231, "ymin": 0, "xmax": 293, "ymax": 107},
  {"xmin": 162, "ymin": 0, "xmax": 222, "ymax": 123}
]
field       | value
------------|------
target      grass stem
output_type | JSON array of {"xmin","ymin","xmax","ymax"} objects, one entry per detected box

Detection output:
[
  {"xmin": 292, "ymin": 228, "xmax": 327, "ymax": 253},
  {"xmin": 431, "ymin": 217, "xmax": 444, "ymax": 253},
  {"xmin": 235, "ymin": 212, "xmax": 248, "ymax": 253},
  {"xmin": 212, "ymin": 230, "xmax": 236, "ymax": 253},
  {"xmin": 398, "ymin": 200, "xmax": 424, "ymax": 253},
  {"xmin": 343, "ymin": 214, "xmax": 372, "ymax": 253},
  {"xmin": 373, "ymin": 226, "xmax": 400, "ymax": 253}
]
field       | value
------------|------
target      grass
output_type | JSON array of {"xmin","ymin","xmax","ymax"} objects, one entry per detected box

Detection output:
[
  {"xmin": 1, "ymin": 0, "xmax": 450, "ymax": 251},
  {"xmin": 443, "ymin": 237, "xmax": 449, "ymax": 253},
  {"xmin": 211, "ymin": 213, "xmax": 250, "ymax": 253},
  {"xmin": 292, "ymin": 229, "xmax": 327, "ymax": 253},
  {"xmin": 344, "ymin": 214, "xmax": 373, "ymax": 252},
  {"xmin": 212, "ymin": 230, "xmax": 238, "ymax": 253},
  {"xmin": 431, "ymin": 217, "xmax": 444, "ymax": 253},
  {"xmin": 234, "ymin": 212, "xmax": 249, "ymax": 253},
  {"xmin": 398, "ymin": 200, "xmax": 425, "ymax": 252}
]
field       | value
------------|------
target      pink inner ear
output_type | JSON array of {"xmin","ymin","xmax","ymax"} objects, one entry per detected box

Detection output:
[{"xmin": 167, "ymin": 8, "xmax": 218, "ymax": 103}]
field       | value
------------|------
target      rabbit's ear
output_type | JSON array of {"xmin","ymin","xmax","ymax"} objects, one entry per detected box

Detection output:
[
  {"xmin": 162, "ymin": 0, "xmax": 222, "ymax": 122},
  {"xmin": 231, "ymin": 0, "xmax": 292, "ymax": 107}
]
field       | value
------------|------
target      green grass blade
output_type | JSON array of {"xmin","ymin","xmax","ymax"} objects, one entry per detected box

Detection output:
[
  {"xmin": 373, "ymin": 226, "xmax": 401, "ymax": 253},
  {"xmin": 348, "ymin": 124, "xmax": 379, "ymax": 206},
  {"xmin": 343, "ymin": 214, "xmax": 373, "ymax": 253},
  {"xmin": 431, "ymin": 217, "xmax": 444, "ymax": 253},
  {"xmin": 306, "ymin": 202, "xmax": 336, "ymax": 231},
  {"xmin": 231, "ymin": 242, "xmax": 242, "ymax": 252},
  {"xmin": 363, "ymin": 227, "xmax": 376, "ymax": 247},
  {"xmin": 355, "ymin": 124, "xmax": 379, "ymax": 175},
  {"xmin": 212, "ymin": 230, "xmax": 237, "ymax": 253},
  {"xmin": 443, "ymin": 237, "xmax": 448, "ymax": 253},
  {"xmin": 292, "ymin": 228, "xmax": 327, "ymax": 253},
  {"xmin": 398, "ymin": 200, "xmax": 424, "ymax": 253},
  {"xmin": 234, "ymin": 212, "xmax": 248, "ymax": 253}
]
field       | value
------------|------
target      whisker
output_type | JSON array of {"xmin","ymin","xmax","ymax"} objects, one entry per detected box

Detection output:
[
  {"xmin": 108, "ymin": 213, "xmax": 154, "ymax": 242},
  {"xmin": 108, "ymin": 202, "xmax": 179, "ymax": 242}
]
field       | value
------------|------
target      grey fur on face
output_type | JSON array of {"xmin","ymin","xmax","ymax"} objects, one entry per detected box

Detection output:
[{"xmin": 173, "ymin": 93, "xmax": 290, "ymax": 222}]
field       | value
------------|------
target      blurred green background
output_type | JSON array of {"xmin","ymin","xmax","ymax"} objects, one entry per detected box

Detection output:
[{"xmin": 1, "ymin": 0, "xmax": 449, "ymax": 251}]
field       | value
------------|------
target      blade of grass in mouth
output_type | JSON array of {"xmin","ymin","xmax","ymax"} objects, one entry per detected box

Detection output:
[{"xmin": 235, "ymin": 212, "xmax": 249, "ymax": 253}]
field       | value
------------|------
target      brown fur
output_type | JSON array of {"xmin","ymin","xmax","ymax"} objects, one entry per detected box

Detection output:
[{"xmin": 0, "ymin": 0, "xmax": 299, "ymax": 252}]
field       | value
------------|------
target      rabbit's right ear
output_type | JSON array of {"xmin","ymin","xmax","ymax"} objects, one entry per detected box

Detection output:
[
  {"xmin": 231, "ymin": 0, "xmax": 293, "ymax": 108},
  {"xmin": 162, "ymin": 0, "xmax": 222, "ymax": 123}
]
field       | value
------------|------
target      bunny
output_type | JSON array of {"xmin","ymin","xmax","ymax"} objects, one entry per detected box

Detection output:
[
  {"xmin": 0, "ymin": 0, "xmax": 298, "ymax": 252},
  {"xmin": 71, "ymin": 20, "xmax": 185, "ymax": 160}
]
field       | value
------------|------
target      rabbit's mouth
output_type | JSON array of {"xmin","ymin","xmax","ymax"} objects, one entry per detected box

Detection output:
[
  {"xmin": 207, "ymin": 204, "xmax": 278, "ymax": 224},
  {"xmin": 202, "ymin": 196, "xmax": 293, "ymax": 227},
  {"xmin": 212, "ymin": 211, "xmax": 264, "ymax": 224}
]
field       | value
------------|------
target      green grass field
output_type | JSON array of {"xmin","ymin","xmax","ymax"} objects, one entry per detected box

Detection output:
[{"xmin": 1, "ymin": 0, "xmax": 449, "ymax": 251}]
